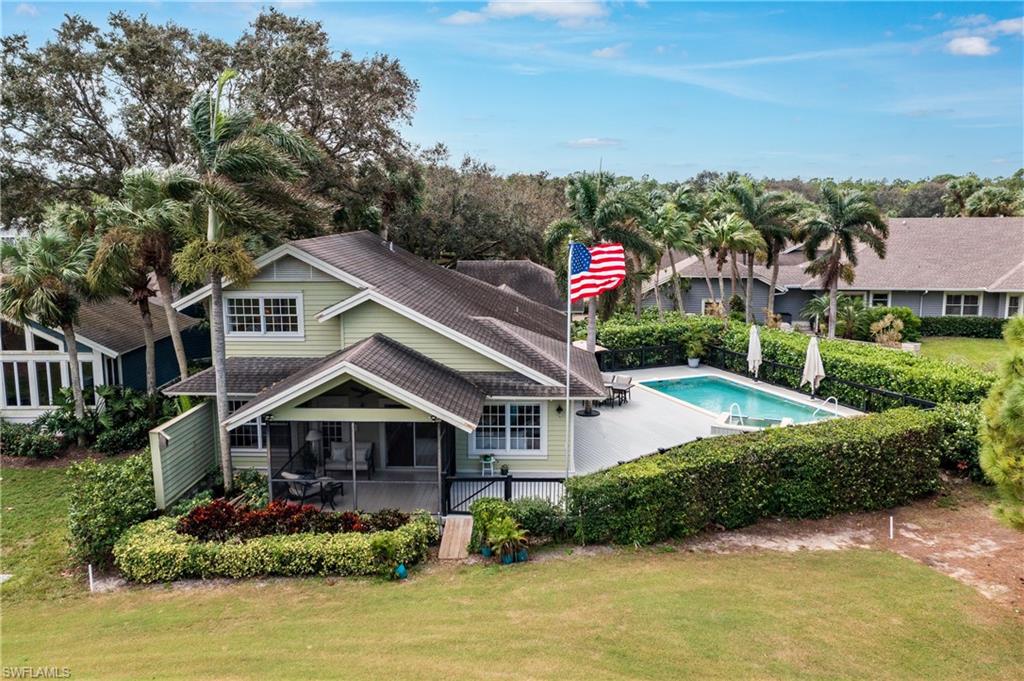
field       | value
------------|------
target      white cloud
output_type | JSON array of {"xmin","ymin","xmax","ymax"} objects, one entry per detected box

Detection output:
[
  {"xmin": 951, "ymin": 14, "xmax": 991, "ymax": 27},
  {"xmin": 442, "ymin": 1, "xmax": 608, "ymax": 28},
  {"xmin": 591, "ymin": 43, "xmax": 628, "ymax": 58},
  {"xmin": 441, "ymin": 10, "xmax": 487, "ymax": 26},
  {"xmin": 988, "ymin": 17, "xmax": 1024, "ymax": 35},
  {"xmin": 945, "ymin": 36, "xmax": 999, "ymax": 56},
  {"xmin": 565, "ymin": 137, "xmax": 622, "ymax": 148},
  {"xmin": 15, "ymin": 3, "xmax": 39, "ymax": 16}
]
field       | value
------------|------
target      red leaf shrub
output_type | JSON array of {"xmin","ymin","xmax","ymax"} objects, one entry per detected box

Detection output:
[{"xmin": 175, "ymin": 501, "xmax": 409, "ymax": 541}]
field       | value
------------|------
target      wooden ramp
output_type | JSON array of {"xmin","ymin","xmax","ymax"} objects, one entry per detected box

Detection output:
[{"xmin": 439, "ymin": 516, "xmax": 473, "ymax": 560}]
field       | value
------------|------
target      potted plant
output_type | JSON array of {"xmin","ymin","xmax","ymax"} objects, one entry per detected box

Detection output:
[
  {"xmin": 487, "ymin": 516, "xmax": 528, "ymax": 565},
  {"xmin": 499, "ymin": 463, "xmax": 509, "ymax": 476},
  {"xmin": 686, "ymin": 338, "xmax": 704, "ymax": 368}
]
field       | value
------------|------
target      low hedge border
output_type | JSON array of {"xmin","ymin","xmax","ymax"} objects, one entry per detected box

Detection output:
[
  {"xmin": 114, "ymin": 512, "xmax": 438, "ymax": 583},
  {"xmin": 566, "ymin": 408, "xmax": 942, "ymax": 545},
  {"xmin": 920, "ymin": 316, "xmax": 1007, "ymax": 339}
]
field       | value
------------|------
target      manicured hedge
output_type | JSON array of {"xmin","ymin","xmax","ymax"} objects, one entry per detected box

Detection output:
[
  {"xmin": 566, "ymin": 408, "xmax": 941, "ymax": 545},
  {"xmin": 717, "ymin": 324, "xmax": 994, "ymax": 405},
  {"xmin": 469, "ymin": 497, "xmax": 567, "ymax": 549},
  {"xmin": 596, "ymin": 315, "xmax": 723, "ymax": 350},
  {"xmin": 931, "ymin": 402, "xmax": 985, "ymax": 482},
  {"xmin": 0, "ymin": 421, "xmax": 62, "ymax": 459},
  {"xmin": 921, "ymin": 316, "xmax": 1007, "ymax": 338},
  {"xmin": 114, "ymin": 512, "xmax": 438, "ymax": 583}
]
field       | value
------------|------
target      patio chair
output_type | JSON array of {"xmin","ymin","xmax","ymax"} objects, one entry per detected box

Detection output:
[
  {"xmin": 601, "ymin": 373, "xmax": 617, "ymax": 407},
  {"xmin": 279, "ymin": 471, "xmax": 323, "ymax": 503},
  {"xmin": 611, "ymin": 374, "xmax": 634, "ymax": 405}
]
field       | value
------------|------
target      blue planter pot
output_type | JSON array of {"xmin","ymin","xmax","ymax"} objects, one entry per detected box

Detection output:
[
  {"xmin": 481, "ymin": 546, "xmax": 493, "ymax": 558},
  {"xmin": 501, "ymin": 553, "xmax": 514, "ymax": 565},
  {"xmin": 394, "ymin": 563, "xmax": 408, "ymax": 580},
  {"xmin": 516, "ymin": 548, "xmax": 528, "ymax": 563}
]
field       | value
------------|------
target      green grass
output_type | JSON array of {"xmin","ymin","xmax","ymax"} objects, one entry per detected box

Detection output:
[
  {"xmin": 2, "ymin": 468, "xmax": 1022, "ymax": 680},
  {"xmin": 920, "ymin": 336, "xmax": 1009, "ymax": 372},
  {"xmin": 0, "ymin": 466, "xmax": 79, "ymax": 603}
]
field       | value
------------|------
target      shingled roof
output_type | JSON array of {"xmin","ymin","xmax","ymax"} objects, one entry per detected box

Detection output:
[
  {"xmin": 76, "ymin": 295, "xmax": 199, "ymax": 355},
  {"xmin": 456, "ymin": 260, "xmax": 564, "ymax": 309},
  {"xmin": 163, "ymin": 357, "xmax": 316, "ymax": 396},
  {"xmin": 226, "ymin": 334, "xmax": 487, "ymax": 429}
]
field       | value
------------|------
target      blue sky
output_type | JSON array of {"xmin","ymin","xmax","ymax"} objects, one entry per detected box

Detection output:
[{"xmin": 3, "ymin": 1, "xmax": 1023, "ymax": 180}]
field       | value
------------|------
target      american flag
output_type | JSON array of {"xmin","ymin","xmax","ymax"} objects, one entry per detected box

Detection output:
[{"xmin": 569, "ymin": 242, "xmax": 626, "ymax": 302}]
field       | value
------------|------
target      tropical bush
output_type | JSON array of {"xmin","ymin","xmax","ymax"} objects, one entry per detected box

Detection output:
[
  {"xmin": 980, "ymin": 317, "xmax": 1024, "ymax": 527},
  {"xmin": 0, "ymin": 421, "xmax": 63, "ymax": 459},
  {"xmin": 67, "ymin": 453, "xmax": 155, "ymax": 565},
  {"xmin": 921, "ymin": 316, "xmax": 1006, "ymax": 338},
  {"xmin": 469, "ymin": 497, "xmax": 567, "ymax": 548},
  {"xmin": 232, "ymin": 469, "xmax": 269, "ymax": 508},
  {"xmin": 114, "ymin": 512, "xmax": 438, "ymax": 582},
  {"xmin": 931, "ymin": 402, "xmax": 985, "ymax": 482},
  {"xmin": 566, "ymin": 408, "xmax": 942, "ymax": 545},
  {"xmin": 860, "ymin": 306, "xmax": 921, "ymax": 342}
]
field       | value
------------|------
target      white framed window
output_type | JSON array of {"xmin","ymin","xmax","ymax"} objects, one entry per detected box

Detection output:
[
  {"xmin": 1006, "ymin": 294, "xmax": 1022, "ymax": 318},
  {"xmin": 224, "ymin": 293, "xmax": 303, "ymax": 338},
  {"xmin": 228, "ymin": 399, "xmax": 267, "ymax": 451},
  {"xmin": 1, "ymin": 359, "xmax": 71, "ymax": 408},
  {"xmin": 0, "ymin": 320, "xmax": 62, "ymax": 352},
  {"xmin": 869, "ymin": 291, "xmax": 891, "ymax": 308},
  {"xmin": 470, "ymin": 402, "xmax": 545, "ymax": 458},
  {"xmin": 944, "ymin": 292, "xmax": 982, "ymax": 317}
]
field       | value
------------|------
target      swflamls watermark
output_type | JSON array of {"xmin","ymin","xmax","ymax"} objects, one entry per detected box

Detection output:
[{"xmin": 2, "ymin": 668, "xmax": 71, "ymax": 679}]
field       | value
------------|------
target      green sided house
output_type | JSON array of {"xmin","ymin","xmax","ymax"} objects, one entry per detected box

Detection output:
[{"xmin": 156, "ymin": 230, "xmax": 604, "ymax": 514}]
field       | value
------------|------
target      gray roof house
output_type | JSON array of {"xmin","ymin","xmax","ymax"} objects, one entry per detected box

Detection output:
[
  {"xmin": 155, "ymin": 230, "xmax": 602, "ymax": 512},
  {"xmin": 643, "ymin": 217, "xmax": 1024, "ymax": 322}
]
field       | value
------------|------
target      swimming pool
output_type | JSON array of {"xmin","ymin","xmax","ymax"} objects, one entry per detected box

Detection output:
[{"xmin": 641, "ymin": 375, "xmax": 831, "ymax": 425}]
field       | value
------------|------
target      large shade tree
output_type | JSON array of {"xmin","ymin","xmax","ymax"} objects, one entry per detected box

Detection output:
[
  {"xmin": 0, "ymin": 213, "xmax": 97, "ymax": 439},
  {"xmin": 173, "ymin": 69, "xmax": 329, "ymax": 491},
  {"xmin": 544, "ymin": 173, "xmax": 656, "ymax": 352},
  {"xmin": 801, "ymin": 183, "xmax": 888, "ymax": 339}
]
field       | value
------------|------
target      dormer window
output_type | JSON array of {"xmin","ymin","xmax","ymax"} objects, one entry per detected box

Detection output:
[{"xmin": 225, "ymin": 293, "xmax": 304, "ymax": 338}]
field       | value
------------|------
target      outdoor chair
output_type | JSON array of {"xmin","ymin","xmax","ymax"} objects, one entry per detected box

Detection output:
[
  {"xmin": 279, "ymin": 471, "xmax": 324, "ymax": 503},
  {"xmin": 611, "ymin": 374, "xmax": 634, "ymax": 405},
  {"xmin": 601, "ymin": 373, "xmax": 617, "ymax": 407}
]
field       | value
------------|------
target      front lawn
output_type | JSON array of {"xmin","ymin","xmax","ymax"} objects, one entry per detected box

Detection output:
[
  {"xmin": 920, "ymin": 336, "xmax": 1009, "ymax": 372},
  {"xmin": 2, "ymin": 552, "xmax": 1022, "ymax": 679}
]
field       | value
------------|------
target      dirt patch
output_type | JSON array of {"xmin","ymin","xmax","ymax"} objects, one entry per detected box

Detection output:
[{"xmin": 677, "ymin": 479, "xmax": 1024, "ymax": 615}]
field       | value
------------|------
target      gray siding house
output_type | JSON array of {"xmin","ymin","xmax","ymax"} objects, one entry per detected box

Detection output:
[{"xmin": 643, "ymin": 217, "xmax": 1024, "ymax": 323}]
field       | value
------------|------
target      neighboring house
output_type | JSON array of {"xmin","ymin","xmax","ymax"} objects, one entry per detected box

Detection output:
[
  {"xmin": 643, "ymin": 217, "xmax": 1024, "ymax": 323},
  {"xmin": 456, "ymin": 259, "xmax": 583, "ymax": 313},
  {"xmin": 0, "ymin": 295, "xmax": 208, "ymax": 423},
  {"xmin": 161, "ymin": 231, "xmax": 604, "ymax": 513}
]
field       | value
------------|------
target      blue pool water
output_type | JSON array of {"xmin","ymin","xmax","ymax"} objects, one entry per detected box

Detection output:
[{"xmin": 642, "ymin": 376, "xmax": 830, "ymax": 424}]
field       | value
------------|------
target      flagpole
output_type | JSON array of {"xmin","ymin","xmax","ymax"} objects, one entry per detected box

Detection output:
[{"xmin": 564, "ymin": 241, "xmax": 573, "ymax": 482}]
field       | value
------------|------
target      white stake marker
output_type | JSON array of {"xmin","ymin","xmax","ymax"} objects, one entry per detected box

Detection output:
[
  {"xmin": 88, "ymin": 563, "xmax": 94, "ymax": 593},
  {"xmin": 889, "ymin": 516, "xmax": 894, "ymax": 540}
]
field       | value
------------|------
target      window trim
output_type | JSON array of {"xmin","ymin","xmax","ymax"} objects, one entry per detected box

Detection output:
[
  {"xmin": 0, "ymin": 319, "xmax": 64, "ymax": 353},
  {"xmin": 943, "ymin": 291, "xmax": 983, "ymax": 317},
  {"xmin": 868, "ymin": 291, "xmax": 891, "ymax": 308},
  {"xmin": 227, "ymin": 399, "xmax": 268, "ymax": 452},
  {"xmin": 1005, "ymin": 293, "xmax": 1022, "ymax": 318},
  {"xmin": 223, "ymin": 292, "xmax": 305, "ymax": 339},
  {"xmin": 1, "ymin": 359, "xmax": 73, "ymax": 409},
  {"xmin": 469, "ymin": 401, "xmax": 547, "ymax": 459}
]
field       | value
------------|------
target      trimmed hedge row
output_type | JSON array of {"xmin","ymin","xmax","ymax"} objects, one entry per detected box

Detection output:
[
  {"xmin": 113, "ymin": 512, "xmax": 438, "ymax": 583},
  {"xmin": 920, "ymin": 316, "xmax": 1007, "ymax": 338},
  {"xmin": 566, "ymin": 408, "xmax": 942, "ymax": 545},
  {"xmin": 718, "ymin": 325, "xmax": 994, "ymax": 405}
]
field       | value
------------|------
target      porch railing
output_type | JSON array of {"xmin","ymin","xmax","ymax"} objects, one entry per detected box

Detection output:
[
  {"xmin": 594, "ymin": 343, "xmax": 937, "ymax": 413},
  {"xmin": 443, "ymin": 475, "xmax": 566, "ymax": 515}
]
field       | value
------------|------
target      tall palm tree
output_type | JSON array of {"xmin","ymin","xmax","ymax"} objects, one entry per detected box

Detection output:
[
  {"xmin": 173, "ymin": 70, "xmax": 329, "ymax": 491},
  {"xmin": 801, "ymin": 182, "xmax": 888, "ymax": 339},
  {"xmin": 646, "ymin": 202, "xmax": 701, "ymax": 319},
  {"xmin": 671, "ymin": 186, "xmax": 718, "ymax": 307},
  {"xmin": 696, "ymin": 213, "xmax": 765, "ymax": 316},
  {"xmin": 544, "ymin": 173, "xmax": 656, "ymax": 352},
  {"xmin": 723, "ymin": 181, "xmax": 801, "ymax": 322},
  {"xmin": 0, "ymin": 218, "xmax": 96, "ymax": 440}
]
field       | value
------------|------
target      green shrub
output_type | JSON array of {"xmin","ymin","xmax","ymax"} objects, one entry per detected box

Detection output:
[
  {"xmin": 232, "ymin": 469, "xmax": 269, "ymax": 508},
  {"xmin": 67, "ymin": 453, "xmax": 155, "ymax": 566},
  {"xmin": 931, "ymin": 402, "xmax": 985, "ymax": 481},
  {"xmin": 858, "ymin": 306, "xmax": 921, "ymax": 342},
  {"xmin": 0, "ymin": 421, "xmax": 62, "ymax": 458},
  {"xmin": 567, "ymin": 408, "xmax": 941, "ymax": 545},
  {"xmin": 169, "ymin": 490, "xmax": 215, "ymax": 517},
  {"xmin": 980, "ymin": 317, "xmax": 1024, "ymax": 527},
  {"xmin": 508, "ymin": 497, "xmax": 567, "ymax": 541},
  {"xmin": 468, "ymin": 497, "xmax": 511, "ymax": 550},
  {"xmin": 93, "ymin": 421, "xmax": 151, "ymax": 455},
  {"xmin": 113, "ymin": 512, "xmax": 438, "ymax": 583},
  {"xmin": 921, "ymin": 316, "xmax": 1006, "ymax": 338}
]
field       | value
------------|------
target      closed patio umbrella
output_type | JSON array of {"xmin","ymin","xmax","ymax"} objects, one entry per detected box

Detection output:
[
  {"xmin": 800, "ymin": 336, "xmax": 826, "ymax": 396},
  {"xmin": 747, "ymin": 324, "xmax": 762, "ymax": 378}
]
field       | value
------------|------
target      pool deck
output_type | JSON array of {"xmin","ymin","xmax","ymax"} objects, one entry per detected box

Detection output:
[{"xmin": 573, "ymin": 364, "xmax": 860, "ymax": 475}]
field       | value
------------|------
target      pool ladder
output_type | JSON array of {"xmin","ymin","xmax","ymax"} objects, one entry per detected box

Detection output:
[
  {"xmin": 727, "ymin": 402, "xmax": 747, "ymax": 426},
  {"xmin": 811, "ymin": 396, "xmax": 840, "ymax": 419}
]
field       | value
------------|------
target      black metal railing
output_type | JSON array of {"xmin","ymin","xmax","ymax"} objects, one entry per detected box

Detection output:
[
  {"xmin": 595, "ymin": 343, "xmax": 937, "ymax": 413},
  {"xmin": 443, "ymin": 475, "xmax": 566, "ymax": 515}
]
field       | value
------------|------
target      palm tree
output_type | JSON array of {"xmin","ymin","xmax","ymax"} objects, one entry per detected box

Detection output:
[
  {"xmin": 696, "ymin": 213, "xmax": 765, "ymax": 316},
  {"xmin": 0, "ymin": 217, "xmax": 96, "ymax": 440},
  {"xmin": 801, "ymin": 293, "xmax": 864, "ymax": 338},
  {"xmin": 110, "ymin": 167, "xmax": 196, "ymax": 383},
  {"xmin": 173, "ymin": 69, "xmax": 328, "ymax": 491},
  {"xmin": 801, "ymin": 182, "xmax": 888, "ymax": 339},
  {"xmin": 544, "ymin": 173, "xmax": 656, "ymax": 352},
  {"xmin": 671, "ymin": 186, "xmax": 718, "ymax": 307},
  {"xmin": 647, "ymin": 202, "xmax": 701, "ymax": 319},
  {"xmin": 723, "ymin": 181, "xmax": 802, "ymax": 321}
]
